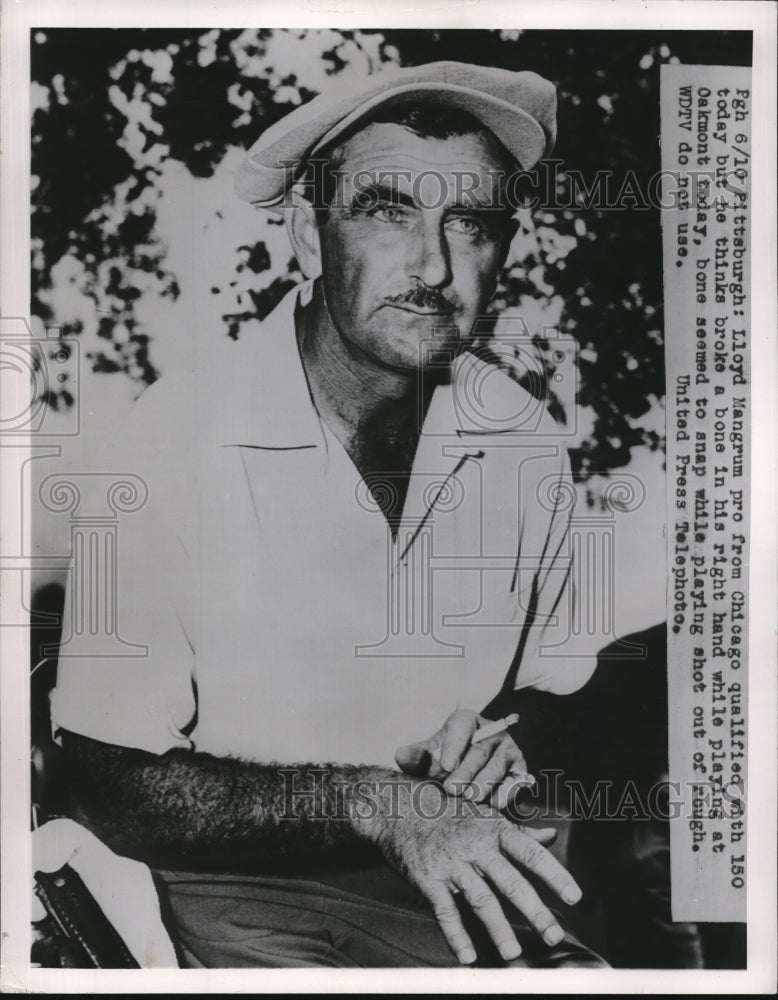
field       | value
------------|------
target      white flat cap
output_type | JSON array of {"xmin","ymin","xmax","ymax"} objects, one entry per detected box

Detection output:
[{"xmin": 235, "ymin": 60, "xmax": 557, "ymax": 206}]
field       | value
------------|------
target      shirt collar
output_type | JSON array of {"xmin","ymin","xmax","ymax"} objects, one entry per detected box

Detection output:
[
  {"xmin": 210, "ymin": 280, "xmax": 325, "ymax": 449},
  {"xmin": 209, "ymin": 279, "xmax": 532, "ymax": 452}
]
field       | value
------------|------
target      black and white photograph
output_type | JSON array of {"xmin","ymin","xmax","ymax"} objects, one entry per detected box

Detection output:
[{"xmin": 1, "ymin": 0, "xmax": 776, "ymax": 992}]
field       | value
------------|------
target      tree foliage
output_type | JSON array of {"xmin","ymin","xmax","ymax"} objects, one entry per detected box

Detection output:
[{"xmin": 31, "ymin": 27, "xmax": 751, "ymax": 477}]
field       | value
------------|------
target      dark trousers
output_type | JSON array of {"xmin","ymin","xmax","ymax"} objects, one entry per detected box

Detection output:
[{"xmin": 154, "ymin": 862, "xmax": 608, "ymax": 969}]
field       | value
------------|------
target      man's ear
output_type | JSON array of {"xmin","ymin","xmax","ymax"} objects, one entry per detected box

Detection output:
[{"xmin": 284, "ymin": 194, "xmax": 322, "ymax": 280}]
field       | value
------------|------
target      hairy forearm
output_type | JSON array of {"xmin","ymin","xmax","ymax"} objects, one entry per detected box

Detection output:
[{"xmin": 60, "ymin": 730, "xmax": 395, "ymax": 872}]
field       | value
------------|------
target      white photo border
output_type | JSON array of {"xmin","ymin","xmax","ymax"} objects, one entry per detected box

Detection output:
[{"xmin": 2, "ymin": 0, "xmax": 775, "ymax": 993}]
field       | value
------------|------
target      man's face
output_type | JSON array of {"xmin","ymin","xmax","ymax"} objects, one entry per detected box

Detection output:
[{"xmin": 314, "ymin": 122, "xmax": 515, "ymax": 373}]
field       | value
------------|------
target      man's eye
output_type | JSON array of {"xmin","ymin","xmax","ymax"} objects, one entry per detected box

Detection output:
[
  {"xmin": 371, "ymin": 203, "xmax": 407, "ymax": 223},
  {"xmin": 446, "ymin": 215, "xmax": 485, "ymax": 237}
]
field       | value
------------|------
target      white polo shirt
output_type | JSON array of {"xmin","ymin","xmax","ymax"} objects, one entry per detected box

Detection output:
[{"xmin": 52, "ymin": 282, "xmax": 595, "ymax": 768}]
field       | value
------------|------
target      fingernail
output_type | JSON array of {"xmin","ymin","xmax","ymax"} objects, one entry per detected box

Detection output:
[
  {"xmin": 500, "ymin": 942, "xmax": 521, "ymax": 961},
  {"xmin": 460, "ymin": 946, "xmax": 477, "ymax": 964},
  {"xmin": 544, "ymin": 925, "xmax": 564, "ymax": 946},
  {"xmin": 563, "ymin": 885, "xmax": 582, "ymax": 905},
  {"xmin": 463, "ymin": 785, "xmax": 475, "ymax": 800}
]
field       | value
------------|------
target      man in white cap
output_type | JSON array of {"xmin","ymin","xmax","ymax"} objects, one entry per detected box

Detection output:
[{"xmin": 54, "ymin": 61, "xmax": 605, "ymax": 968}]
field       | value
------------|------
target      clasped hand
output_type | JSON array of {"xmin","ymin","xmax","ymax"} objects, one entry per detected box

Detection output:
[
  {"xmin": 395, "ymin": 707, "xmax": 533, "ymax": 810},
  {"xmin": 374, "ymin": 708, "xmax": 581, "ymax": 965}
]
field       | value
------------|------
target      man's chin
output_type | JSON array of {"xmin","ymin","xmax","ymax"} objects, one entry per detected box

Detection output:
[
  {"xmin": 338, "ymin": 315, "xmax": 465, "ymax": 375},
  {"xmin": 379, "ymin": 324, "xmax": 465, "ymax": 370},
  {"xmin": 382, "ymin": 343, "xmax": 463, "ymax": 376}
]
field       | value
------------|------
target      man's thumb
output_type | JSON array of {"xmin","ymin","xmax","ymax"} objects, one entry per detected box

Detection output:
[{"xmin": 394, "ymin": 741, "xmax": 433, "ymax": 776}]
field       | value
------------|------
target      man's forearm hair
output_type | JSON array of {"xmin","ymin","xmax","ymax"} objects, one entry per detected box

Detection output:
[{"xmin": 60, "ymin": 730, "xmax": 393, "ymax": 872}]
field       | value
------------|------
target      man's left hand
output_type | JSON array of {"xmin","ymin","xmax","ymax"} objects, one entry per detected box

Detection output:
[{"xmin": 395, "ymin": 708, "xmax": 533, "ymax": 810}]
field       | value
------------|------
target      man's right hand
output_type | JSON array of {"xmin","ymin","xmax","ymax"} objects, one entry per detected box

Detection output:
[{"xmin": 353, "ymin": 777, "xmax": 581, "ymax": 965}]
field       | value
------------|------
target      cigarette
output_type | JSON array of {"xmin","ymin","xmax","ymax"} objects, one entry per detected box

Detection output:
[{"xmin": 471, "ymin": 713, "xmax": 520, "ymax": 744}]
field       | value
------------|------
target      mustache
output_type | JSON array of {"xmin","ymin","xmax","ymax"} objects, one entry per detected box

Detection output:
[{"xmin": 384, "ymin": 286, "xmax": 456, "ymax": 314}]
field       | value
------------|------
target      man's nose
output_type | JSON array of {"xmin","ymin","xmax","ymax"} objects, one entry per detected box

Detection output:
[{"xmin": 406, "ymin": 219, "xmax": 452, "ymax": 289}]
